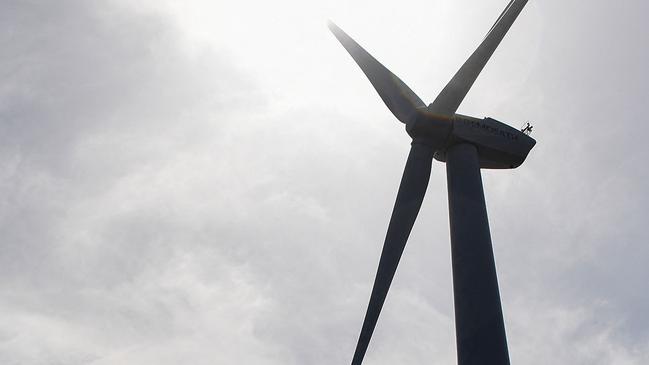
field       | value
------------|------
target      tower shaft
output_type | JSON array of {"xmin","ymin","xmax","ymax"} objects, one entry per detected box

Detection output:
[{"xmin": 446, "ymin": 143, "xmax": 510, "ymax": 365}]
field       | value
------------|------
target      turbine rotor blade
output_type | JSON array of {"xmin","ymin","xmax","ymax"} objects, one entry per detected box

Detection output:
[
  {"xmin": 328, "ymin": 21, "xmax": 425, "ymax": 124},
  {"xmin": 351, "ymin": 142, "xmax": 434, "ymax": 365},
  {"xmin": 429, "ymin": 0, "xmax": 529, "ymax": 115},
  {"xmin": 484, "ymin": 0, "xmax": 516, "ymax": 40}
]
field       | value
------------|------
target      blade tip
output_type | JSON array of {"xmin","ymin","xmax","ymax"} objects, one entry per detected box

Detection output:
[{"xmin": 327, "ymin": 20, "xmax": 343, "ymax": 36}]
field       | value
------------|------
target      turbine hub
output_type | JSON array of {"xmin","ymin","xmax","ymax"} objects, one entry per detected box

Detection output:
[{"xmin": 406, "ymin": 109, "xmax": 454, "ymax": 148}]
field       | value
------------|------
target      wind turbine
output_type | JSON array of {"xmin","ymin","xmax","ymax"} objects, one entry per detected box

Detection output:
[{"xmin": 328, "ymin": 1, "xmax": 535, "ymax": 364}]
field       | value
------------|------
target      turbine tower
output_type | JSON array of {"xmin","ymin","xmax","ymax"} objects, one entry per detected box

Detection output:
[{"xmin": 328, "ymin": 1, "xmax": 535, "ymax": 364}]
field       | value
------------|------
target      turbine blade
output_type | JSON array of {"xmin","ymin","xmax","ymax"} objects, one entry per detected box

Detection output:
[
  {"xmin": 483, "ymin": 0, "xmax": 516, "ymax": 41},
  {"xmin": 328, "ymin": 21, "xmax": 425, "ymax": 124},
  {"xmin": 428, "ymin": 0, "xmax": 529, "ymax": 115},
  {"xmin": 351, "ymin": 142, "xmax": 434, "ymax": 365}
]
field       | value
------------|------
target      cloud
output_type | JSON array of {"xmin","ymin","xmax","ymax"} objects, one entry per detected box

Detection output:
[
  {"xmin": 0, "ymin": 1, "xmax": 266, "ymax": 363},
  {"xmin": 1, "ymin": 0, "xmax": 649, "ymax": 364}
]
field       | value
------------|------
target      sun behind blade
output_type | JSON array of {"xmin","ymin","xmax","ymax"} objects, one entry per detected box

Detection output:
[
  {"xmin": 351, "ymin": 143, "xmax": 434, "ymax": 365},
  {"xmin": 428, "ymin": 0, "xmax": 529, "ymax": 116},
  {"xmin": 328, "ymin": 21, "xmax": 425, "ymax": 125}
]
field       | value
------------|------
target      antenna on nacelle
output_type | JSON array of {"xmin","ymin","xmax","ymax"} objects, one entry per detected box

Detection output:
[{"xmin": 521, "ymin": 121, "xmax": 534, "ymax": 135}]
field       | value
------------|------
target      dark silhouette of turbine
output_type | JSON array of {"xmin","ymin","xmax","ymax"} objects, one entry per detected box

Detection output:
[{"xmin": 328, "ymin": 1, "xmax": 535, "ymax": 364}]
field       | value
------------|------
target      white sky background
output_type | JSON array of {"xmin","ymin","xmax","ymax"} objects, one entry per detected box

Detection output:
[{"xmin": 1, "ymin": 0, "xmax": 648, "ymax": 364}]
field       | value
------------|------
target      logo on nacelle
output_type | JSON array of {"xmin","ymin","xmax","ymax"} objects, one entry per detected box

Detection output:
[{"xmin": 458, "ymin": 118, "xmax": 520, "ymax": 141}]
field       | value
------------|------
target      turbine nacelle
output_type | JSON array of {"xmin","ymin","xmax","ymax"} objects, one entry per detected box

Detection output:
[
  {"xmin": 442, "ymin": 114, "xmax": 535, "ymax": 169},
  {"xmin": 406, "ymin": 111, "xmax": 535, "ymax": 169}
]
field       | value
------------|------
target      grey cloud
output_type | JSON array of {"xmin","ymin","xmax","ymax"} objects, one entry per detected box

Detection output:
[
  {"xmin": 0, "ymin": 1, "xmax": 263, "ymax": 363},
  {"xmin": 1, "ymin": 0, "xmax": 649, "ymax": 364}
]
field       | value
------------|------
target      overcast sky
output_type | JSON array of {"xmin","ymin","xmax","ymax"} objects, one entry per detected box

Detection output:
[{"xmin": 1, "ymin": 0, "xmax": 648, "ymax": 364}]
